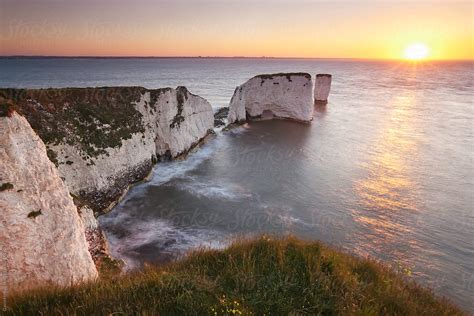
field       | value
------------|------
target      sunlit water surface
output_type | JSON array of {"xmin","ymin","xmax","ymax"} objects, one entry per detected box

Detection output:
[{"xmin": 2, "ymin": 58, "xmax": 473, "ymax": 311}]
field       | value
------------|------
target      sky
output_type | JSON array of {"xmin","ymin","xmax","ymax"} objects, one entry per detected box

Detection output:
[{"xmin": 0, "ymin": 0, "xmax": 472, "ymax": 60}]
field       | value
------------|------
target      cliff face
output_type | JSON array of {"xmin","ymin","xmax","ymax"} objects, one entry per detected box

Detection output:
[
  {"xmin": 0, "ymin": 86, "xmax": 214, "ymax": 212},
  {"xmin": 227, "ymin": 73, "xmax": 314, "ymax": 124},
  {"xmin": 152, "ymin": 86, "xmax": 215, "ymax": 158},
  {"xmin": 0, "ymin": 111, "xmax": 98, "ymax": 291},
  {"xmin": 77, "ymin": 204, "xmax": 112, "ymax": 268}
]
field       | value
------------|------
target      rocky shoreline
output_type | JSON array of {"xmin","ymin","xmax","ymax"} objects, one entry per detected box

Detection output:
[{"xmin": 1, "ymin": 72, "xmax": 331, "ymax": 293}]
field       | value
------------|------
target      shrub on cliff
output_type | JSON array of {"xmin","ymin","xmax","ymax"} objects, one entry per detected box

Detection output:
[{"xmin": 4, "ymin": 236, "xmax": 464, "ymax": 315}]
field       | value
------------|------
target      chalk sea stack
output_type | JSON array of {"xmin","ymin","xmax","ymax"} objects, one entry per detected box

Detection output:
[
  {"xmin": 0, "ymin": 111, "xmax": 98, "ymax": 291},
  {"xmin": 227, "ymin": 73, "xmax": 314, "ymax": 124},
  {"xmin": 314, "ymin": 74, "xmax": 332, "ymax": 104}
]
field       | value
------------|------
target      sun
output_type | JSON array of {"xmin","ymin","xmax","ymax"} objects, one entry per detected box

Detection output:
[{"xmin": 403, "ymin": 43, "xmax": 430, "ymax": 60}]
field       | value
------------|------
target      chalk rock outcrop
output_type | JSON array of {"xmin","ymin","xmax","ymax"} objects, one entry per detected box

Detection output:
[
  {"xmin": 0, "ymin": 86, "xmax": 214, "ymax": 212},
  {"xmin": 227, "ymin": 73, "xmax": 313, "ymax": 124},
  {"xmin": 314, "ymin": 74, "xmax": 332, "ymax": 104},
  {"xmin": 0, "ymin": 111, "xmax": 98, "ymax": 291}
]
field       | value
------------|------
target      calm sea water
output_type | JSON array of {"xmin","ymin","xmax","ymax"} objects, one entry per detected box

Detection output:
[{"xmin": 1, "ymin": 57, "xmax": 473, "ymax": 311}]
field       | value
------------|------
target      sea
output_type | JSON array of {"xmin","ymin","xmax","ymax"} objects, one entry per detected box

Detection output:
[{"xmin": 1, "ymin": 57, "xmax": 473, "ymax": 312}]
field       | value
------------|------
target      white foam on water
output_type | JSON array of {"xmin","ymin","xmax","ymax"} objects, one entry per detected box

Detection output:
[
  {"xmin": 117, "ymin": 134, "xmax": 224, "ymax": 204},
  {"xmin": 277, "ymin": 214, "xmax": 311, "ymax": 227},
  {"xmin": 176, "ymin": 178, "xmax": 253, "ymax": 201},
  {"xmin": 150, "ymin": 145, "xmax": 217, "ymax": 186},
  {"xmin": 120, "ymin": 126, "xmax": 250, "ymax": 201},
  {"xmin": 147, "ymin": 126, "xmax": 248, "ymax": 187},
  {"xmin": 101, "ymin": 211, "xmax": 228, "ymax": 270},
  {"xmin": 101, "ymin": 127, "xmax": 251, "ymax": 269},
  {"xmin": 257, "ymin": 202, "xmax": 316, "ymax": 229}
]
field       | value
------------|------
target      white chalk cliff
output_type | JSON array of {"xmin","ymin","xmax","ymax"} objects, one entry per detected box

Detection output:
[
  {"xmin": 153, "ymin": 87, "xmax": 215, "ymax": 158},
  {"xmin": 228, "ymin": 73, "xmax": 314, "ymax": 124},
  {"xmin": 0, "ymin": 86, "xmax": 214, "ymax": 211},
  {"xmin": 0, "ymin": 112, "xmax": 98, "ymax": 291}
]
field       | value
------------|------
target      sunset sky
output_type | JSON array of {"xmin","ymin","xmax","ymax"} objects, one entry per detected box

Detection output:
[{"xmin": 0, "ymin": 0, "xmax": 472, "ymax": 60}]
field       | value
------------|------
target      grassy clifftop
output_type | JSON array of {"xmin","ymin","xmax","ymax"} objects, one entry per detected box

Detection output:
[{"xmin": 5, "ymin": 236, "xmax": 463, "ymax": 315}]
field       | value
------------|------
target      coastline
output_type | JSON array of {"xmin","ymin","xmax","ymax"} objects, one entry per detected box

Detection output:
[{"xmin": 2, "ymin": 66, "xmax": 472, "ymax": 312}]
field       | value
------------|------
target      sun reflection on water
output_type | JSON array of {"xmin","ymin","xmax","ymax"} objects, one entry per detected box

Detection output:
[{"xmin": 352, "ymin": 90, "xmax": 422, "ymax": 257}]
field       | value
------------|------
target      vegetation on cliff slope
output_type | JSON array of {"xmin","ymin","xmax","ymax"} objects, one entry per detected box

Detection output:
[
  {"xmin": 0, "ymin": 87, "xmax": 147, "ymax": 160},
  {"xmin": 4, "ymin": 236, "xmax": 463, "ymax": 315}
]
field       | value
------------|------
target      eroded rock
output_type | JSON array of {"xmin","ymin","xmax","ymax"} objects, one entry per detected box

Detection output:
[{"xmin": 227, "ymin": 73, "xmax": 314, "ymax": 124}]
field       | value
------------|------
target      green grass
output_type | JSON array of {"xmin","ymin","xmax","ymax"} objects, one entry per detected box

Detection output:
[{"xmin": 4, "ymin": 236, "xmax": 464, "ymax": 315}]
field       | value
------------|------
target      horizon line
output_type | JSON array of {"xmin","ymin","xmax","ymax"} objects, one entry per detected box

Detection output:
[{"xmin": 0, "ymin": 55, "xmax": 472, "ymax": 62}]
